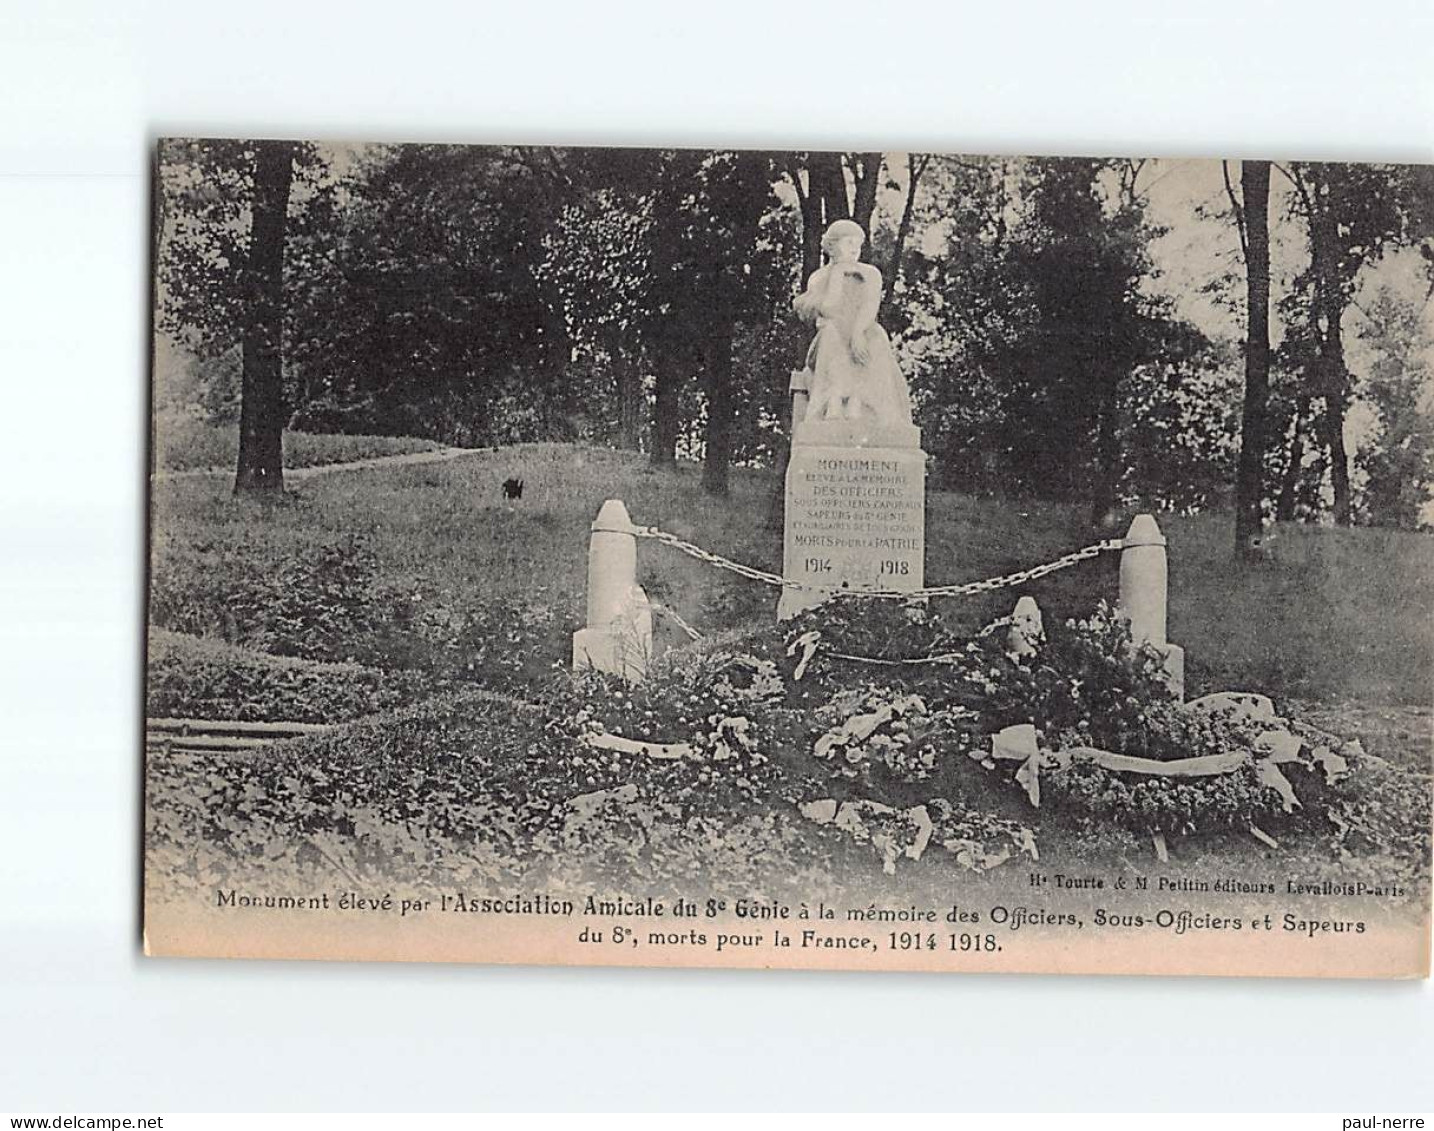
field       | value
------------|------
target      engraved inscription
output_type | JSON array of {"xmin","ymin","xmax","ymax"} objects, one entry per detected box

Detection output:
[{"xmin": 781, "ymin": 446, "xmax": 925, "ymax": 617}]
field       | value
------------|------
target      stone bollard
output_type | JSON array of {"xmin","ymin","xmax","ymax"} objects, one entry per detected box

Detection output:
[
  {"xmin": 1118, "ymin": 514, "xmax": 1185, "ymax": 698},
  {"xmin": 572, "ymin": 499, "xmax": 652, "ymax": 682},
  {"xmin": 1006, "ymin": 595, "xmax": 1044, "ymax": 660},
  {"xmin": 1119, "ymin": 514, "xmax": 1167, "ymax": 648}
]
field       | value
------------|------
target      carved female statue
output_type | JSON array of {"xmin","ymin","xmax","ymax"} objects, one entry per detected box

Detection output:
[{"xmin": 794, "ymin": 219, "xmax": 914, "ymax": 428}]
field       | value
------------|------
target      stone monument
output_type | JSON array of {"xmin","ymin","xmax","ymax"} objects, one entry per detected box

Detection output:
[{"xmin": 778, "ymin": 220, "xmax": 927, "ymax": 619}]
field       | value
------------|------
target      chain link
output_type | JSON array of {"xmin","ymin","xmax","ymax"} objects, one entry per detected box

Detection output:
[
  {"xmin": 634, "ymin": 525, "xmax": 1122, "ymax": 601},
  {"xmin": 634, "ymin": 527, "xmax": 790, "ymax": 588},
  {"xmin": 651, "ymin": 601, "xmax": 703, "ymax": 641}
]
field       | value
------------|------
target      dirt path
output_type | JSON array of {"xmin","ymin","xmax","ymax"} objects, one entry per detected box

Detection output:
[{"xmin": 154, "ymin": 446, "xmax": 483, "ymax": 482}]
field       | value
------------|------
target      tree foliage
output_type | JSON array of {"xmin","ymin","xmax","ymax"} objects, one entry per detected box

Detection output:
[
  {"xmin": 1354, "ymin": 286, "xmax": 1434, "ymax": 528},
  {"xmin": 1273, "ymin": 162, "xmax": 1424, "ymax": 526},
  {"xmin": 154, "ymin": 143, "xmax": 1434, "ymax": 527}
]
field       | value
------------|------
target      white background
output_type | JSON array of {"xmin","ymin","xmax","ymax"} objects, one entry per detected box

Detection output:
[{"xmin": 2, "ymin": 0, "xmax": 1432, "ymax": 1113}]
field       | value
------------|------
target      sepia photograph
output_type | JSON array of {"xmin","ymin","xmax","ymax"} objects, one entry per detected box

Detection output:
[
  {"xmin": 141, "ymin": 140, "xmax": 1433, "ymax": 978},
  {"xmin": 8, "ymin": 0, "xmax": 1434, "ymax": 1117}
]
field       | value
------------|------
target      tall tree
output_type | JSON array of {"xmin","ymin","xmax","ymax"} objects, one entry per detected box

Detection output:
[
  {"xmin": 787, "ymin": 156, "xmax": 824, "ymax": 284},
  {"xmin": 649, "ymin": 345, "xmax": 684, "ymax": 467},
  {"xmin": 1305, "ymin": 166, "xmax": 1353, "ymax": 525},
  {"xmin": 998, "ymin": 158, "xmax": 1170, "ymax": 525},
  {"xmin": 234, "ymin": 140, "xmax": 297, "ymax": 493},
  {"xmin": 896, "ymin": 156, "xmax": 1026, "ymax": 487},
  {"xmin": 1280, "ymin": 162, "xmax": 1412, "ymax": 525},
  {"xmin": 849, "ymin": 152, "xmax": 882, "ymax": 237},
  {"xmin": 286, "ymin": 144, "xmax": 588, "ymax": 446},
  {"xmin": 538, "ymin": 181, "xmax": 657, "ymax": 450},
  {"xmin": 887, "ymin": 153, "xmax": 931, "ymax": 296},
  {"xmin": 808, "ymin": 151, "xmax": 849, "ymax": 228},
  {"xmin": 697, "ymin": 151, "xmax": 775, "ymax": 496},
  {"xmin": 786, "ymin": 151, "xmax": 883, "ymax": 278},
  {"xmin": 1228, "ymin": 159, "xmax": 1272, "ymax": 556},
  {"xmin": 643, "ymin": 150, "xmax": 723, "ymax": 469},
  {"xmin": 158, "ymin": 139, "xmax": 337, "ymax": 458},
  {"xmin": 1354, "ymin": 287, "xmax": 1434, "ymax": 528}
]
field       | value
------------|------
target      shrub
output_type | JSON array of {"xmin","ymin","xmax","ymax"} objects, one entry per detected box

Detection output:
[
  {"xmin": 570, "ymin": 600, "xmax": 1326, "ymax": 838},
  {"xmin": 389, "ymin": 587, "xmax": 573, "ymax": 690},
  {"xmin": 145, "ymin": 593, "xmax": 1418, "ymax": 901},
  {"xmin": 1040, "ymin": 758, "xmax": 1284, "ymax": 837},
  {"xmin": 147, "ymin": 630, "xmax": 419, "ymax": 723},
  {"xmin": 145, "ymin": 688, "xmax": 854, "ymax": 902},
  {"xmin": 150, "ymin": 534, "xmax": 380, "ymax": 662}
]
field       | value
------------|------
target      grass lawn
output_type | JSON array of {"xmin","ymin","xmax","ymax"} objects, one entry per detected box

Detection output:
[
  {"xmin": 152, "ymin": 417, "xmax": 445, "ymax": 473},
  {"xmin": 149, "ymin": 440, "xmax": 1434, "ymax": 706},
  {"xmin": 145, "ymin": 441, "xmax": 1431, "ymax": 908}
]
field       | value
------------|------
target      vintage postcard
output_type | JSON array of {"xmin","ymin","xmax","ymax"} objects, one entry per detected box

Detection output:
[{"xmin": 143, "ymin": 139, "xmax": 1432, "ymax": 977}]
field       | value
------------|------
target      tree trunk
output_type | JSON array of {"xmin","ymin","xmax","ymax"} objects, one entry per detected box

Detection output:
[
  {"xmin": 539, "ymin": 298, "xmax": 571, "ymax": 440},
  {"xmin": 699, "ymin": 152, "xmax": 770, "ymax": 497},
  {"xmin": 1089, "ymin": 384, "xmax": 1121, "ymax": 529},
  {"xmin": 650, "ymin": 350, "xmax": 681, "ymax": 466},
  {"xmin": 1301, "ymin": 168, "xmax": 1354, "ymax": 526},
  {"xmin": 787, "ymin": 159, "xmax": 824, "ymax": 283},
  {"xmin": 700, "ymin": 332, "xmax": 734, "ymax": 496},
  {"xmin": 1235, "ymin": 160, "xmax": 1272, "ymax": 557},
  {"xmin": 772, "ymin": 158, "xmax": 826, "ymax": 530},
  {"xmin": 616, "ymin": 353, "xmax": 642, "ymax": 450},
  {"xmin": 808, "ymin": 152, "xmax": 849, "ymax": 227},
  {"xmin": 888, "ymin": 154, "xmax": 928, "ymax": 297},
  {"xmin": 235, "ymin": 140, "xmax": 296, "ymax": 494},
  {"xmin": 1322, "ymin": 383, "xmax": 1353, "ymax": 524},
  {"xmin": 851, "ymin": 152, "xmax": 882, "ymax": 235},
  {"xmin": 1276, "ymin": 396, "xmax": 1310, "ymax": 522},
  {"xmin": 1318, "ymin": 270, "xmax": 1354, "ymax": 525}
]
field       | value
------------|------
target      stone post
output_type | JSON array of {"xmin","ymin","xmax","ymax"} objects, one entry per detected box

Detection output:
[
  {"xmin": 572, "ymin": 499, "xmax": 652, "ymax": 682},
  {"xmin": 1119, "ymin": 514, "xmax": 1167, "ymax": 648},
  {"xmin": 1118, "ymin": 514, "xmax": 1184, "ymax": 697},
  {"xmin": 1006, "ymin": 595, "xmax": 1044, "ymax": 660}
]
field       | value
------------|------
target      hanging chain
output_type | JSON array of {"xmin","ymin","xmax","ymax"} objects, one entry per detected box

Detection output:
[
  {"xmin": 633, "ymin": 527, "xmax": 789, "ymax": 588},
  {"xmin": 651, "ymin": 601, "xmax": 703, "ymax": 641},
  {"xmin": 633, "ymin": 525, "xmax": 1122, "ymax": 601}
]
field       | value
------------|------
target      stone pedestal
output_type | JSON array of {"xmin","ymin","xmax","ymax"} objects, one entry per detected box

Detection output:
[
  {"xmin": 572, "ymin": 499, "xmax": 652, "ymax": 682},
  {"xmin": 778, "ymin": 419, "xmax": 926, "ymax": 619},
  {"xmin": 1117, "ymin": 514, "xmax": 1185, "ymax": 699}
]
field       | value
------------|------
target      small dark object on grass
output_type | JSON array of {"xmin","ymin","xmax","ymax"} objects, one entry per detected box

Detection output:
[{"xmin": 503, "ymin": 477, "xmax": 524, "ymax": 500}]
